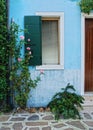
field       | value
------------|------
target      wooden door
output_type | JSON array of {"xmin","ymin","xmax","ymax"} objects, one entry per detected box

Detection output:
[{"xmin": 85, "ymin": 18, "xmax": 93, "ymax": 92}]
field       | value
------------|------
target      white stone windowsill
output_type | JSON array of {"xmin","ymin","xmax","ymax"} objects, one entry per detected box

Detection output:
[{"xmin": 36, "ymin": 65, "xmax": 64, "ymax": 70}]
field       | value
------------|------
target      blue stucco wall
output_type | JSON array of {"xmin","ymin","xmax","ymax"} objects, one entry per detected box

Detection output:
[{"xmin": 9, "ymin": 0, "xmax": 82, "ymax": 107}]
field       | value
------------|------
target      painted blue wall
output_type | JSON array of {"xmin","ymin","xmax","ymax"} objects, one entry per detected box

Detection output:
[{"xmin": 9, "ymin": 0, "xmax": 82, "ymax": 107}]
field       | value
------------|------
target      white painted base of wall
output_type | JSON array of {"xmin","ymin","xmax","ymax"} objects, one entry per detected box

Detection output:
[{"xmin": 28, "ymin": 69, "xmax": 81, "ymax": 107}]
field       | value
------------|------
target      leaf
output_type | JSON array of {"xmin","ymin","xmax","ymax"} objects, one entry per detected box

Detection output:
[{"xmin": 64, "ymin": 83, "xmax": 76, "ymax": 92}]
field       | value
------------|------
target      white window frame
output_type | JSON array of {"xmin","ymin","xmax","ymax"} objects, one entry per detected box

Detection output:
[
  {"xmin": 36, "ymin": 12, "xmax": 64, "ymax": 70},
  {"xmin": 81, "ymin": 13, "xmax": 93, "ymax": 95}
]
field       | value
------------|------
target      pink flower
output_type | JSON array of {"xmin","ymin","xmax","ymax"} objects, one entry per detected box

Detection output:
[
  {"xmin": 40, "ymin": 69, "xmax": 44, "ymax": 74},
  {"xmin": 26, "ymin": 47, "xmax": 31, "ymax": 50},
  {"xmin": 29, "ymin": 51, "xmax": 32, "ymax": 55},
  {"xmin": 20, "ymin": 35, "xmax": 24, "ymax": 40},
  {"xmin": 18, "ymin": 58, "xmax": 22, "ymax": 62},
  {"xmin": 28, "ymin": 38, "xmax": 31, "ymax": 42}
]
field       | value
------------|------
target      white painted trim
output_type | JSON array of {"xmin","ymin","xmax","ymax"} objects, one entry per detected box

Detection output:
[
  {"xmin": 81, "ymin": 13, "xmax": 93, "ymax": 95},
  {"xmin": 36, "ymin": 12, "xmax": 64, "ymax": 70},
  {"xmin": 36, "ymin": 65, "xmax": 64, "ymax": 70}
]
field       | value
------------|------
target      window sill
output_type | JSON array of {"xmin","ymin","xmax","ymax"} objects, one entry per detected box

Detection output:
[{"xmin": 36, "ymin": 65, "xmax": 64, "ymax": 70}]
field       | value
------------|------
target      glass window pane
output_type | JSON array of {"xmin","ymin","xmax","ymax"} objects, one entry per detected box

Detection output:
[{"xmin": 42, "ymin": 20, "xmax": 59, "ymax": 65}]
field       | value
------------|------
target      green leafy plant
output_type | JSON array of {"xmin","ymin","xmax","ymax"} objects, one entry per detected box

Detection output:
[
  {"xmin": 79, "ymin": 0, "xmax": 93, "ymax": 14},
  {"xmin": 0, "ymin": 0, "xmax": 11, "ymax": 112},
  {"xmin": 48, "ymin": 83, "xmax": 84, "ymax": 120},
  {"xmin": 9, "ymin": 21, "xmax": 42, "ymax": 109}
]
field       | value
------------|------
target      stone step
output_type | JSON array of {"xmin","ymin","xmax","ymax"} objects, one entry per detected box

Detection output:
[
  {"xmin": 82, "ymin": 106, "xmax": 93, "ymax": 112},
  {"xmin": 83, "ymin": 95, "xmax": 93, "ymax": 100},
  {"xmin": 83, "ymin": 95, "xmax": 93, "ymax": 107}
]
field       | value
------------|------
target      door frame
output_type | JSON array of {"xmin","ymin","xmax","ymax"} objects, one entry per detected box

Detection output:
[{"xmin": 81, "ymin": 13, "xmax": 93, "ymax": 95}]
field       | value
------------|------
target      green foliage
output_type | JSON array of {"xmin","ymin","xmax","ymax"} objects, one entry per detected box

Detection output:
[
  {"xmin": 0, "ymin": 0, "xmax": 42, "ymax": 110},
  {"xmin": 9, "ymin": 22, "xmax": 42, "ymax": 109},
  {"xmin": 0, "ymin": 0, "xmax": 11, "ymax": 112},
  {"xmin": 79, "ymin": 0, "xmax": 93, "ymax": 14},
  {"xmin": 48, "ymin": 83, "xmax": 84, "ymax": 120}
]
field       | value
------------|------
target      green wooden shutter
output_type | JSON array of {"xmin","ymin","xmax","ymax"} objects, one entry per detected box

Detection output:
[{"xmin": 24, "ymin": 16, "xmax": 42, "ymax": 65}]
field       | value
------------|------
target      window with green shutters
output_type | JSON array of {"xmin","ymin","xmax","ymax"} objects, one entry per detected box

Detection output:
[
  {"xmin": 24, "ymin": 12, "xmax": 64, "ymax": 69},
  {"xmin": 24, "ymin": 16, "xmax": 42, "ymax": 65}
]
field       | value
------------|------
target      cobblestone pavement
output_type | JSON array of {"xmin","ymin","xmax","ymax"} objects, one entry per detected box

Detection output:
[{"xmin": 0, "ymin": 108, "xmax": 93, "ymax": 130}]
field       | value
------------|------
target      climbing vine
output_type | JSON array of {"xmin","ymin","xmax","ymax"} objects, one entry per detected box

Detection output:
[
  {"xmin": 0, "ymin": 0, "xmax": 42, "ymax": 111},
  {"xmin": 9, "ymin": 22, "xmax": 42, "ymax": 109}
]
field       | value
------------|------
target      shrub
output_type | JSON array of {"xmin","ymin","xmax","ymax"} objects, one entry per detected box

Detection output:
[
  {"xmin": 0, "ymin": 0, "xmax": 11, "ymax": 112},
  {"xmin": 48, "ymin": 83, "xmax": 84, "ymax": 120},
  {"xmin": 9, "ymin": 22, "xmax": 42, "ymax": 109}
]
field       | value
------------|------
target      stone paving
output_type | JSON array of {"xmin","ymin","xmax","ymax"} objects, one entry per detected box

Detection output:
[{"xmin": 0, "ymin": 108, "xmax": 93, "ymax": 130}]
